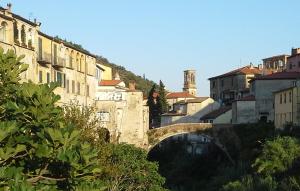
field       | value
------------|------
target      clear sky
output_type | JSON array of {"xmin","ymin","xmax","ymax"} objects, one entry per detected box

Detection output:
[{"xmin": 3, "ymin": 1, "xmax": 300, "ymax": 95}]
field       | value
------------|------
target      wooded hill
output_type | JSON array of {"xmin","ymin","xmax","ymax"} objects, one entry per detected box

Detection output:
[
  {"xmin": 54, "ymin": 36, "xmax": 157, "ymax": 96},
  {"xmin": 97, "ymin": 56, "xmax": 157, "ymax": 95}
]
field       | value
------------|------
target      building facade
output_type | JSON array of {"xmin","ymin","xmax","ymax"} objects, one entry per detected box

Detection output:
[
  {"xmin": 209, "ymin": 64, "xmax": 264, "ymax": 105},
  {"xmin": 274, "ymin": 85, "xmax": 300, "ymax": 129},
  {"xmin": 161, "ymin": 97, "xmax": 220, "ymax": 126},
  {"xmin": 96, "ymin": 80, "xmax": 149, "ymax": 148},
  {"xmin": 0, "ymin": 5, "xmax": 98, "ymax": 106},
  {"xmin": 183, "ymin": 70, "xmax": 197, "ymax": 96},
  {"xmin": 287, "ymin": 48, "xmax": 300, "ymax": 72},
  {"xmin": 262, "ymin": 54, "xmax": 289, "ymax": 73},
  {"xmin": 250, "ymin": 72, "xmax": 300, "ymax": 122},
  {"xmin": 232, "ymin": 95, "xmax": 256, "ymax": 124}
]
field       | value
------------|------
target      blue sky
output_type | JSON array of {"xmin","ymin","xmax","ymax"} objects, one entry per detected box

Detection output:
[{"xmin": 3, "ymin": 1, "xmax": 300, "ymax": 95}]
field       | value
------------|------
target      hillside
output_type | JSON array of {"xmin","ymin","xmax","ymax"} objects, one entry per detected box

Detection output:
[
  {"xmin": 97, "ymin": 56, "xmax": 157, "ymax": 95},
  {"xmin": 54, "ymin": 36, "xmax": 157, "ymax": 95}
]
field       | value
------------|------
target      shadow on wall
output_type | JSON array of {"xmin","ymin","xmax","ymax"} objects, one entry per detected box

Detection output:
[{"xmin": 161, "ymin": 102, "xmax": 220, "ymax": 126}]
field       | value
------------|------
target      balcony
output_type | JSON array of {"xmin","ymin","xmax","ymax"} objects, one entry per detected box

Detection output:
[
  {"xmin": 37, "ymin": 52, "xmax": 52, "ymax": 65},
  {"xmin": 53, "ymin": 57, "xmax": 66, "ymax": 68}
]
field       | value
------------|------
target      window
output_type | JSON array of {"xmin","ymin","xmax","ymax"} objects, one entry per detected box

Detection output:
[
  {"xmin": 77, "ymin": 82, "xmax": 80, "ymax": 95},
  {"xmin": 39, "ymin": 71, "xmax": 43, "ymax": 83},
  {"xmin": 86, "ymin": 85, "xmax": 89, "ymax": 97},
  {"xmin": 13, "ymin": 22, "xmax": 18, "ymax": 42},
  {"xmin": 221, "ymin": 79, "xmax": 224, "ymax": 87},
  {"xmin": 21, "ymin": 25, "xmax": 26, "ymax": 45},
  {"xmin": 46, "ymin": 72, "xmax": 50, "ymax": 84},
  {"xmin": 289, "ymin": 63, "xmax": 293, "ymax": 70},
  {"xmin": 280, "ymin": 94, "xmax": 282, "ymax": 104},
  {"xmin": 66, "ymin": 80, "xmax": 69, "ymax": 93},
  {"xmin": 231, "ymin": 78, "xmax": 234, "ymax": 86},
  {"xmin": 212, "ymin": 81, "xmax": 216, "ymax": 88},
  {"xmin": 72, "ymin": 80, "xmax": 75, "ymax": 94},
  {"xmin": 55, "ymin": 71, "xmax": 65, "ymax": 87},
  {"xmin": 284, "ymin": 93, "xmax": 286, "ymax": 103},
  {"xmin": 0, "ymin": 22, "xmax": 7, "ymax": 42},
  {"xmin": 289, "ymin": 91, "xmax": 292, "ymax": 103},
  {"xmin": 298, "ymin": 61, "xmax": 300, "ymax": 68},
  {"xmin": 38, "ymin": 37, "xmax": 43, "ymax": 60}
]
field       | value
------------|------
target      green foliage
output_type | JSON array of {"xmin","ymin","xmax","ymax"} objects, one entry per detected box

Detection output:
[
  {"xmin": 0, "ymin": 49, "xmax": 104, "ymax": 190},
  {"xmin": 97, "ymin": 144, "xmax": 167, "ymax": 191},
  {"xmin": 63, "ymin": 101, "xmax": 110, "ymax": 145},
  {"xmin": 253, "ymin": 136, "xmax": 300, "ymax": 175},
  {"xmin": 158, "ymin": 80, "xmax": 169, "ymax": 114},
  {"xmin": 97, "ymin": 56, "xmax": 157, "ymax": 96},
  {"xmin": 147, "ymin": 85, "xmax": 162, "ymax": 128}
]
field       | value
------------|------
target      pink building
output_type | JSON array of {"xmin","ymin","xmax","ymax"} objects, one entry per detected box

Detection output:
[{"xmin": 287, "ymin": 48, "xmax": 300, "ymax": 72}]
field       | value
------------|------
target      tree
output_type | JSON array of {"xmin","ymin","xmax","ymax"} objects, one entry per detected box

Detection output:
[
  {"xmin": 97, "ymin": 144, "xmax": 167, "ymax": 191},
  {"xmin": 0, "ymin": 49, "xmax": 104, "ymax": 190},
  {"xmin": 158, "ymin": 80, "xmax": 169, "ymax": 114},
  {"xmin": 147, "ymin": 85, "xmax": 162, "ymax": 128}
]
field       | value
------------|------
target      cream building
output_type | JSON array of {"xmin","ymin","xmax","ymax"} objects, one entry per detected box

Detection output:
[
  {"xmin": 0, "ymin": 5, "xmax": 98, "ymax": 106},
  {"xmin": 274, "ymin": 85, "xmax": 300, "ymax": 129},
  {"xmin": 96, "ymin": 80, "xmax": 149, "ymax": 148},
  {"xmin": 161, "ymin": 97, "xmax": 220, "ymax": 126}
]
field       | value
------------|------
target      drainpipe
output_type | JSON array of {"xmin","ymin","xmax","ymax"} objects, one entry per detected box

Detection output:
[{"xmin": 84, "ymin": 55, "xmax": 87, "ymax": 106}]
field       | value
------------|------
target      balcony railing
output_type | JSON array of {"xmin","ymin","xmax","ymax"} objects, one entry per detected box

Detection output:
[
  {"xmin": 53, "ymin": 57, "xmax": 66, "ymax": 68},
  {"xmin": 37, "ymin": 52, "xmax": 52, "ymax": 65}
]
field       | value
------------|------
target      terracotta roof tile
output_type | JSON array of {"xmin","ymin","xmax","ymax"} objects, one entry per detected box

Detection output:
[
  {"xmin": 251, "ymin": 72, "xmax": 300, "ymax": 81},
  {"xmin": 175, "ymin": 97, "xmax": 209, "ymax": 104},
  {"xmin": 166, "ymin": 92, "xmax": 197, "ymax": 99},
  {"xmin": 200, "ymin": 106, "xmax": 232, "ymax": 120},
  {"xmin": 209, "ymin": 65, "xmax": 262, "ymax": 80},
  {"xmin": 99, "ymin": 80, "xmax": 123, "ymax": 86}
]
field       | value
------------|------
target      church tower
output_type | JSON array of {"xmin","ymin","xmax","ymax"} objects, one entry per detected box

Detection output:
[{"xmin": 183, "ymin": 70, "xmax": 197, "ymax": 96}]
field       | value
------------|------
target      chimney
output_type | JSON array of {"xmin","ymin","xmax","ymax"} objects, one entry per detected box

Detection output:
[
  {"xmin": 129, "ymin": 81, "xmax": 136, "ymax": 90},
  {"xmin": 249, "ymin": 62, "xmax": 254, "ymax": 69},
  {"xmin": 291, "ymin": 48, "xmax": 300, "ymax": 56},
  {"xmin": 6, "ymin": 3, "xmax": 12, "ymax": 12},
  {"xmin": 114, "ymin": 71, "xmax": 120, "ymax": 80}
]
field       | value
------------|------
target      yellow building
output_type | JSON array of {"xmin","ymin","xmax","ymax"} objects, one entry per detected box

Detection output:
[
  {"xmin": 0, "ymin": 4, "xmax": 97, "ymax": 106},
  {"xmin": 96, "ymin": 60, "xmax": 113, "ymax": 80},
  {"xmin": 274, "ymin": 85, "xmax": 300, "ymax": 129}
]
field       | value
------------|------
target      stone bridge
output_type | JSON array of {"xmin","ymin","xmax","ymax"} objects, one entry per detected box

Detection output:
[{"xmin": 146, "ymin": 123, "xmax": 238, "ymax": 164}]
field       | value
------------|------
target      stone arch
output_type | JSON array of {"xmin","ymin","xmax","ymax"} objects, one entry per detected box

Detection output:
[
  {"xmin": 76, "ymin": 52, "xmax": 80, "ymax": 71},
  {"xmin": 0, "ymin": 21, "xmax": 7, "ymax": 42},
  {"xmin": 80, "ymin": 54, "xmax": 84, "ymax": 72},
  {"xmin": 69, "ymin": 50, "xmax": 74, "ymax": 68},
  {"xmin": 27, "ymin": 28, "xmax": 33, "ymax": 48},
  {"xmin": 13, "ymin": 21, "xmax": 18, "ymax": 42},
  {"xmin": 21, "ymin": 25, "xmax": 26, "ymax": 45},
  {"xmin": 147, "ymin": 123, "xmax": 236, "ymax": 164}
]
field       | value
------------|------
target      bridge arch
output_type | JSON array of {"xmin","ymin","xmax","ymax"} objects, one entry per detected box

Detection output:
[{"xmin": 147, "ymin": 123, "xmax": 236, "ymax": 164}]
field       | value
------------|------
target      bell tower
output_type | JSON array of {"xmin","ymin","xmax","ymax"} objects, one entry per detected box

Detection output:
[{"xmin": 183, "ymin": 70, "xmax": 197, "ymax": 96}]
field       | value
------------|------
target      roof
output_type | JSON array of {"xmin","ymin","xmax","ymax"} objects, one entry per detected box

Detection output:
[
  {"xmin": 273, "ymin": 86, "xmax": 295, "ymax": 94},
  {"xmin": 200, "ymin": 106, "xmax": 232, "ymax": 120},
  {"xmin": 250, "ymin": 72, "xmax": 300, "ymax": 82},
  {"xmin": 99, "ymin": 80, "xmax": 123, "ymax": 86},
  {"xmin": 175, "ymin": 97, "xmax": 209, "ymax": 104},
  {"xmin": 162, "ymin": 112, "xmax": 187, "ymax": 116},
  {"xmin": 38, "ymin": 31, "xmax": 96, "ymax": 58},
  {"xmin": 262, "ymin": 54, "xmax": 290, "ymax": 61},
  {"xmin": 235, "ymin": 95, "xmax": 255, "ymax": 102},
  {"xmin": 166, "ymin": 92, "xmax": 197, "ymax": 99},
  {"xmin": 209, "ymin": 65, "xmax": 262, "ymax": 80}
]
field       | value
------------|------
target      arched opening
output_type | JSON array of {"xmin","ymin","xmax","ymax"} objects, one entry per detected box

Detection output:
[
  {"xmin": 13, "ymin": 21, "xmax": 18, "ymax": 43},
  {"xmin": 76, "ymin": 52, "xmax": 80, "ymax": 71},
  {"xmin": 147, "ymin": 132, "xmax": 231, "ymax": 191},
  {"xmin": 21, "ymin": 25, "xmax": 26, "ymax": 46},
  {"xmin": 0, "ymin": 21, "xmax": 7, "ymax": 42},
  {"xmin": 80, "ymin": 55, "xmax": 84, "ymax": 72},
  {"xmin": 27, "ymin": 28, "xmax": 33, "ymax": 48},
  {"xmin": 69, "ymin": 50, "xmax": 74, "ymax": 69}
]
